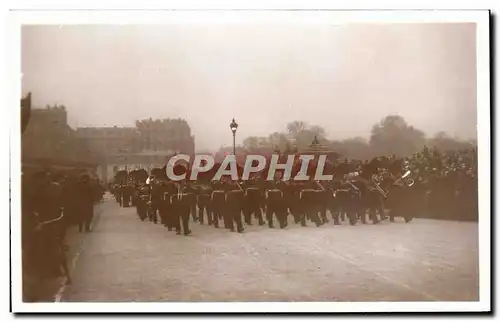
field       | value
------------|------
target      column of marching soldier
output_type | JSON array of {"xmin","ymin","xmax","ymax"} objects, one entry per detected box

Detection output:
[
  {"xmin": 111, "ymin": 146, "xmax": 478, "ymax": 236},
  {"xmin": 112, "ymin": 174, "xmax": 414, "ymax": 236}
]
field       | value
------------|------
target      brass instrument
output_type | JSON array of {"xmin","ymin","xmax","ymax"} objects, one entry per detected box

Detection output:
[
  {"xmin": 394, "ymin": 170, "xmax": 415, "ymax": 188},
  {"xmin": 401, "ymin": 170, "xmax": 415, "ymax": 187},
  {"xmin": 373, "ymin": 181, "xmax": 388, "ymax": 198},
  {"xmin": 369, "ymin": 173, "xmax": 388, "ymax": 198},
  {"xmin": 372, "ymin": 169, "xmax": 414, "ymax": 198}
]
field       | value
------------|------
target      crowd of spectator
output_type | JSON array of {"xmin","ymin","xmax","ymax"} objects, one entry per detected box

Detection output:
[
  {"xmin": 312, "ymin": 145, "xmax": 478, "ymax": 222},
  {"xmin": 408, "ymin": 146, "xmax": 478, "ymax": 221},
  {"xmin": 21, "ymin": 168, "xmax": 105, "ymax": 302},
  {"xmin": 363, "ymin": 146, "xmax": 478, "ymax": 221}
]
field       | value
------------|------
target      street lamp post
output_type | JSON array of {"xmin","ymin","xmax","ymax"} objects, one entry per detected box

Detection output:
[{"xmin": 229, "ymin": 118, "xmax": 238, "ymax": 156}]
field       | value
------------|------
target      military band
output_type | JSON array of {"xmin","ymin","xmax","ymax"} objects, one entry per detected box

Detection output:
[{"xmin": 109, "ymin": 159, "xmax": 427, "ymax": 237}]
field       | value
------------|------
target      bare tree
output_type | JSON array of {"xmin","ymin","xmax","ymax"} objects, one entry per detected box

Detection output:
[{"xmin": 286, "ymin": 120, "xmax": 308, "ymax": 138}]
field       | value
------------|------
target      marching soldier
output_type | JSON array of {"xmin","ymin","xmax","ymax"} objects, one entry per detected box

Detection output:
[
  {"xmin": 265, "ymin": 180, "xmax": 286, "ymax": 229},
  {"xmin": 196, "ymin": 183, "xmax": 213, "ymax": 225},
  {"xmin": 171, "ymin": 181, "xmax": 193, "ymax": 236},
  {"xmin": 135, "ymin": 182, "xmax": 150, "ymax": 221},
  {"xmin": 149, "ymin": 177, "xmax": 163, "ymax": 224},
  {"xmin": 297, "ymin": 180, "xmax": 322, "ymax": 227},
  {"xmin": 210, "ymin": 181, "xmax": 227, "ymax": 229},
  {"xmin": 224, "ymin": 181, "xmax": 245, "ymax": 233},
  {"xmin": 162, "ymin": 180, "xmax": 178, "ymax": 230},
  {"xmin": 286, "ymin": 181, "xmax": 303, "ymax": 224},
  {"xmin": 123, "ymin": 181, "xmax": 134, "ymax": 208},
  {"xmin": 242, "ymin": 179, "xmax": 265, "ymax": 226}
]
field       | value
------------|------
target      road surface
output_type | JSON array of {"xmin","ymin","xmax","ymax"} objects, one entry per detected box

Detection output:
[{"xmin": 61, "ymin": 196, "xmax": 479, "ymax": 302}]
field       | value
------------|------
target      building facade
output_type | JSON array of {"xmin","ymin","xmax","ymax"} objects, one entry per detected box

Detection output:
[
  {"xmin": 77, "ymin": 118, "xmax": 196, "ymax": 183},
  {"xmin": 21, "ymin": 105, "xmax": 101, "ymax": 180},
  {"xmin": 22, "ymin": 106, "xmax": 98, "ymax": 164},
  {"xmin": 20, "ymin": 104, "xmax": 196, "ymax": 182},
  {"xmin": 22, "ymin": 106, "xmax": 70, "ymax": 160},
  {"xmin": 75, "ymin": 127, "xmax": 140, "ymax": 154}
]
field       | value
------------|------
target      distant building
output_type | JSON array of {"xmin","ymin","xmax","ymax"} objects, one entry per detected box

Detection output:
[
  {"xmin": 77, "ymin": 118, "xmax": 196, "ymax": 183},
  {"xmin": 135, "ymin": 118, "xmax": 195, "ymax": 154},
  {"xmin": 75, "ymin": 126, "xmax": 140, "ymax": 155},
  {"xmin": 22, "ymin": 105, "xmax": 97, "ymax": 167},
  {"xmin": 20, "ymin": 105, "xmax": 198, "ymax": 182}
]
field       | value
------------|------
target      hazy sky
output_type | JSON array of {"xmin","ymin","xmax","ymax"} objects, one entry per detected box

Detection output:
[{"xmin": 22, "ymin": 23, "xmax": 477, "ymax": 151}]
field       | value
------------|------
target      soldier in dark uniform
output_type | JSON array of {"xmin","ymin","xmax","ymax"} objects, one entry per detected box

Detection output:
[
  {"xmin": 327, "ymin": 177, "xmax": 344, "ymax": 225},
  {"xmin": 242, "ymin": 179, "xmax": 265, "ymax": 226},
  {"xmin": 224, "ymin": 181, "xmax": 245, "ymax": 233},
  {"xmin": 276, "ymin": 179, "xmax": 290, "ymax": 227},
  {"xmin": 388, "ymin": 179, "xmax": 411, "ymax": 223},
  {"xmin": 354, "ymin": 165, "xmax": 384, "ymax": 224},
  {"xmin": 24, "ymin": 170, "xmax": 72, "ymax": 284},
  {"xmin": 112, "ymin": 184, "xmax": 120, "ymax": 204},
  {"xmin": 171, "ymin": 181, "xmax": 193, "ymax": 236},
  {"xmin": 315, "ymin": 182, "xmax": 330, "ymax": 225},
  {"xmin": 130, "ymin": 182, "xmax": 138, "ymax": 207},
  {"xmin": 196, "ymin": 183, "xmax": 213, "ymax": 225},
  {"xmin": 210, "ymin": 180, "xmax": 227, "ymax": 229},
  {"xmin": 121, "ymin": 182, "xmax": 129, "ymax": 207},
  {"xmin": 155, "ymin": 181, "xmax": 168, "ymax": 226},
  {"xmin": 149, "ymin": 177, "xmax": 163, "ymax": 224},
  {"xmin": 162, "ymin": 181, "xmax": 178, "ymax": 230},
  {"xmin": 339, "ymin": 178, "xmax": 361, "ymax": 225},
  {"xmin": 119, "ymin": 184, "xmax": 126, "ymax": 207},
  {"xmin": 135, "ymin": 182, "xmax": 150, "ymax": 221},
  {"xmin": 183, "ymin": 181, "xmax": 198, "ymax": 225},
  {"xmin": 75, "ymin": 174, "xmax": 96, "ymax": 233},
  {"xmin": 125, "ymin": 181, "xmax": 135, "ymax": 207},
  {"xmin": 298, "ymin": 180, "xmax": 322, "ymax": 227},
  {"xmin": 287, "ymin": 181, "xmax": 303, "ymax": 224},
  {"xmin": 265, "ymin": 179, "xmax": 286, "ymax": 229}
]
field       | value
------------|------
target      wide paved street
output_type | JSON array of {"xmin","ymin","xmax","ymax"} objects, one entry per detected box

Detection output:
[{"xmin": 61, "ymin": 195, "xmax": 479, "ymax": 302}]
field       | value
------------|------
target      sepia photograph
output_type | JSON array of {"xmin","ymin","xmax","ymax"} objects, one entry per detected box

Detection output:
[{"xmin": 10, "ymin": 9, "xmax": 490, "ymax": 313}]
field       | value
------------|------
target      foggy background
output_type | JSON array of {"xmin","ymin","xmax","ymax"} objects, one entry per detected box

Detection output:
[{"xmin": 21, "ymin": 23, "xmax": 477, "ymax": 151}]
